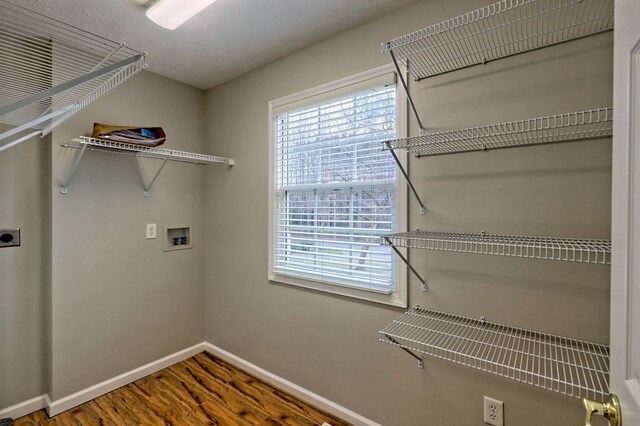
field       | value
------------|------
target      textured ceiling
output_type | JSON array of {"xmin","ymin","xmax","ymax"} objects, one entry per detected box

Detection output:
[{"xmin": 10, "ymin": 0, "xmax": 420, "ymax": 89}]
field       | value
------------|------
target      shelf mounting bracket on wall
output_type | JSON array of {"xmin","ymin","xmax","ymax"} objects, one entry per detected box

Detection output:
[
  {"xmin": 386, "ymin": 43, "xmax": 425, "ymax": 135},
  {"xmin": 385, "ymin": 44, "xmax": 427, "ymax": 215},
  {"xmin": 60, "ymin": 142, "xmax": 90, "ymax": 194},
  {"xmin": 383, "ymin": 334, "xmax": 424, "ymax": 368},
  {"xmin": 383, "ymin": 235, "xmax": 426, "ymax": 287},
  {"xmin": 142, "ymin": 156, "xmax": 170, "ymax": 197},
  {"xmin": 384, "ymin": 141, "xmax": 426, "ymax": 215}
]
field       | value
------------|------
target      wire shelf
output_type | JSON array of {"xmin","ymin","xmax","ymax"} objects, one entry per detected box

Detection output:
[
  {"xmin": 384, "ymin": 0, "xmax": 614, "ymax": 81},
  {"xmin": 380, "ymin": 305, "xmax": 609, "ymax": 400},
  {"xmin": 384, "ymin": 107, "xmax": 612, "ymax": 157},
  {"xmin": 0, "ymin": 0, "xmax": 146, "ymax": 150},
  {"xmin": 381, "ymin": 231, "xmax": 611, "ymax": 264},
  {"xmin": 72, "ymin": 137, "xmax": 235, "ymax": 165}
]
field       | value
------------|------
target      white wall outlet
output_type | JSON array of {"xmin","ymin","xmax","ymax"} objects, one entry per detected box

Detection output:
[
  {"xmin": 146, "ymin": 223, "xmax": 157, "ymax": 240},
  {"xmin": 483, "ymin": 396, "xmax": 504, "ymax": 426}
]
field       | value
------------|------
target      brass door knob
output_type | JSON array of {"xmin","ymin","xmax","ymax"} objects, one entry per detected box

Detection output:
[{"xmin": 583, "ymin": 394, "xmax": 621, "ymax": 426}]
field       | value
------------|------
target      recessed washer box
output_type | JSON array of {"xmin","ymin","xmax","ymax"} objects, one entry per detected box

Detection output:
[
  {"xmin": 0, "ymin": 229, "xmax": 20, "ymax": 248},
  {"xmin": 163, "ymin": 225, "xmax": 193, "ymax": 252}
]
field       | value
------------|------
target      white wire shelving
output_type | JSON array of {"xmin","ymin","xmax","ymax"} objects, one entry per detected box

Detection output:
[
  {"xmin": 384, "ymin": 0, "xmax": 614, "ymax": 82},
  {"xmin": 384, "ymin": 107, "xmax": 613, "ymax": 157},
  {"xmin": 376, "ymin": 1, "xmax": 613, "ymax": 404},
  {"xmin": 381, "ymin": 230, "xmax": 610, "ymax": 284},
  {"xmin": 380, "ymin": 305, "xmax": 610, "ymax": 401},
  {"xmin": 71, "ymin": 136, "xmax": 235, "ymax": 165},
  {"xmin": 0, "ymin": 0, "xmax": 146, "ymax": 153},
  {"xmin": 383, "ymin": 231, "xmax": 611, "ymax": 263},
  {"xmin": 60, "ymin": 136, "xmax": 235, "ymax": 196},
  {"xmin": 380, "ymin": 0, "xmax": 615, "ymax": 214}
]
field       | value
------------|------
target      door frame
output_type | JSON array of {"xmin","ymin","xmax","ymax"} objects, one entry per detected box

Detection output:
[{"xmin": 610, "ymin": 0, "xmax": 640, "ymax": 422}]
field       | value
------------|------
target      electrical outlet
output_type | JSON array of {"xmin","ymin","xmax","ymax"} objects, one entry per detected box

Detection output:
[
  {"xmin": 146, "ymin": 224, "xmax": 157, "ymax": 240},
  {"xmin": 483, "ymin": 396, "xmax": 504, "ymax": 426},
  {"xmin": 0, "ymin": 229, "xmax": 20, "ymax": 248}
]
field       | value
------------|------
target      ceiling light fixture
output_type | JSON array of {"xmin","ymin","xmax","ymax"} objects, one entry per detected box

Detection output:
[{"xmin": 146, "ymin": 0, "xmax": 217, "ymax": 30}]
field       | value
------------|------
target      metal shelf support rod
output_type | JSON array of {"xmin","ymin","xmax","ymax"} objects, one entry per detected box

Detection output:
[
  {"xmin": 60, "ymin": 143, "xmax": 89, "ymax": 194},
  {"xmin": 384, "ymin": 141, "xmax": 426, "ymax": 215},
  {"xmin": 384, "ymin": 236, "xmax": 426, "ymax": 287},
  {"xmin": 0, "ymin": 131, "xmax": 41, "ymax": 153},
  {"xmin": 385, "ymin": 334, "xmax": 424, "ymax": 368},
  {"xmin": 143, "ymin": 156, "xmax": 169, "ymax": 197},
  {"xmin": 386, "ymin": 44, "xmax": 425, "ymax": 134},
  {"xmin": 0, "ymin": 105, "xmax": 78, "ymax": 153},
  {"xmin": 0, "ymin": 55, "xmax": 143, "ymax": 118}
]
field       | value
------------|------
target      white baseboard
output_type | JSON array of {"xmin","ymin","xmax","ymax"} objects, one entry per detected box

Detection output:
[
  {"xmin": 202, "ymin": 342, "xmax": 380, "ymax": 426},
  {"xmin": 47, "ymin": 342, "xmax": 205, "ymax": 417},
  {"xmin": 0, "ymin": 394, "xmax": 48, "ymax": 420},
  {"xmin": 4, "ymin": 341, "xmax": 378, "ymax": 425}
]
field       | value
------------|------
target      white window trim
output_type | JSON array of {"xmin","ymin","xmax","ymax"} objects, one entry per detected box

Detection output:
[{"xmin": 267, "ymin": 64, "xmax": 408, "ymax": 307}]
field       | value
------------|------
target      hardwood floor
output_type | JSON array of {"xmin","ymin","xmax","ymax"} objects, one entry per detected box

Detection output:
[{"xmin": 14, "ymin": 353, "xmax": 351, "ymax": 426}]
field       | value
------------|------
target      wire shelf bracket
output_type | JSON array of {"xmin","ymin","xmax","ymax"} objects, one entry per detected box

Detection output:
[
  {"xmin": 382, "ymin": 230, "xmax": 611, "ymax": 264},
  {"xmin": 0, "ymin": 1, "xmax": 147, "ymax": 152},
  {"xmin": 60, "ymin": 136, "xmax": 235, "ymax": 196},
  {"xmin": 383, "ymin": 235, "xmax": 427, "ymax": 288},
  {"xmin": 380, "ymin": 305, "xmax": 610, "ymax": 400},
  {"xmin": 386, "ymin": 46, "xmax": 425, "ymax": 134},
  {"xmin": 385, "ymin": 334, "xmax": 424, "ymax": 368},
  {"xmin": 384, "ymin": 141, "xmax": 426, "ymax": 215},
  {"xmin": 142, "ymin": 157, "xmax": 170, "ymax": 197},
  {"xmin": 0, "ymin": 106, "xmax": 76, "ymax": 153}
]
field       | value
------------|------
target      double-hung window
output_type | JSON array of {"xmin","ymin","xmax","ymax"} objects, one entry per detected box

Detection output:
[{"xmin": 269, "ymin": 67, "xmax": 407, "ymax": 306}]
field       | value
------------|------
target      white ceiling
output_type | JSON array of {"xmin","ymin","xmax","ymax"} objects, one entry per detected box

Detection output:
[{"xmin": 11, "ymin": 0, "xmax": 420, "ymax": 89}]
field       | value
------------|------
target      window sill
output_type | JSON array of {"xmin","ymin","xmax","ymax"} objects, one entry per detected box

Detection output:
[{"xmin": 269, "ymin": 272, "xmax": 408, "ymax": 308}]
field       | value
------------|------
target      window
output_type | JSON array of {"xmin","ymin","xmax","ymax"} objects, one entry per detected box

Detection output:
[{"xmin": 268, "ymin": 66, "xmax": 407, "ymax": 306}]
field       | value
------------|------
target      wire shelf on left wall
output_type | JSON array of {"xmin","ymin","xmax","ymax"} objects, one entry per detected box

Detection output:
[
  {"xmin": 71, "ymin": 136, "xmax": 235, "ymax": 166},
  {"xmin": 59, "ymin": 136, "xmax": 235, "ymax": 196}
]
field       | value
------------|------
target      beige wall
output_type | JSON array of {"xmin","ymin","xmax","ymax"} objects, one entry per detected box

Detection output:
[
  {"xmin": 0, "ymin": 0, "xmax": 614, "ymax": 422},
  {"xmin": 0, "ymin": 128, "xmax": 50, "ymax": 409},
  {"xmin": 203, "ymin": 1, "xmax": 612, "ymax": 425},
  {"xmin": 49, "ymin": 71, "xmax": 207, "ymax": 399}
]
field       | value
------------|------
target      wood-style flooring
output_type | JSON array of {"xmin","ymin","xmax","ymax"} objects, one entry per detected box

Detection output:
[{"xmin": 14, "ymin": 353, "xmax": 351, "ymax": 426}]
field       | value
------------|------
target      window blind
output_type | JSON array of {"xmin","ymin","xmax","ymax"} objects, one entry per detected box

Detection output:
[
  {"xmin": 274, "ymin": 84, "xmax": 397, "ymax": 292},
  {"xmin": 271, "ymin": 72, "xmax": 395, "ymax": 116}
]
